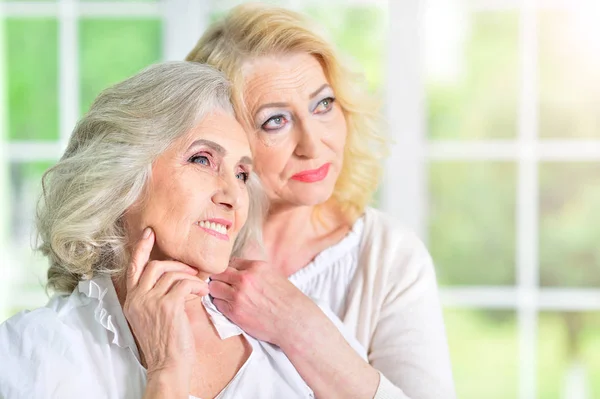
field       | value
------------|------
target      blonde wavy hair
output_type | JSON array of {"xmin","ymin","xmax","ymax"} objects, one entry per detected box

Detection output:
[
  {"xmin": 186, "ymin": 3, "xmax": 389, "ymax": 223},
  {"xmin": 37, "ymin": 61, "xmax": 266, "ymax": 294}
]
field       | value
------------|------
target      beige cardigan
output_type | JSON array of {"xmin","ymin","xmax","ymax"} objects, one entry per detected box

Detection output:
[{"xmin": 341, "ymin": 208, "xmax": 456, "ymax": 399}]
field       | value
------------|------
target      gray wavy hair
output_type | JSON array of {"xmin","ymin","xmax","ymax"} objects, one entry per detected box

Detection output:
[{"xmin": 36, "ymin": 61, "xmax": 266, "ymax": 294}]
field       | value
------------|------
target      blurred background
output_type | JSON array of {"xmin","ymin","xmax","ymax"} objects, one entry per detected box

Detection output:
[{"xmin": 0, "ymin": 0, "xmax": 599, "ymax": 398}]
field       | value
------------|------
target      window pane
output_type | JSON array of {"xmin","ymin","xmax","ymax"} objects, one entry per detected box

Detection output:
[
  {"xmin": 3, "ymin": 161, "xmax": 55, "ymax": 322},
  {"xmin": 304, "ymin": 5, "xmax": 387, "ymax": 91},
  {"xmin": 429, "ymin": 162, "xmax": 516, "ymax": 285},
  {"xmin": 425, "ymin": 7, "xmax": 519, "ymax": 139},
  {"xmin": 7, "ymin": 19, "xmax": 59, "ymax": 141},
  {"xmin": 79, "ymin": 19, "xmax": 162, "ymax": 114},
  {"xmin": 446, "ymin": 309, "xmax": 518, "ymax": 399},
  {"xmin": 539, "ymin": 163, "xmax": 600, "ymax": 288},
  {"xmin": 538, "ymin": 7, "xmax": 600, "ymax": 139},
  {"xmin": 538, "ymin": 312, "xmax": 600, "ymax": 399}
]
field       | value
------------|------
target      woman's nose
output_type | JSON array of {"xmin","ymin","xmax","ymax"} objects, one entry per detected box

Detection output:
[
  {"xmin": 212, "ymin": 174, "xmax": 241, "ymax": 210},
  {"xmin": 293, "ymin": 119, "xmax": 320, "ymax": 159}
]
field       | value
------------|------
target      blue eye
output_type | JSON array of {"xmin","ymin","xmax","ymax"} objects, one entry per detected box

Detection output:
[
  {"xmin": 314, "ymin": 97, "xmax": 335, "ymax": 114},
  {"xmin": 261, "ymin": 115, "xmax": 288, "ymax": 131},
  {"xmin": 236, "ymin": 171, "xmax": 249, "ymax": 183},
  {"xmin": 189, "ymin": 155, "xmax": 210, "ymax": 166}
]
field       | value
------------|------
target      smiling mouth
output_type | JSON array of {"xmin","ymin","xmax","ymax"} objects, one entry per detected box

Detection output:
[
  {"xmin": 194, "ymin": 218, "xmax": 232, "ymax": 242},
  {"xmin": 195, "ymin": 220, "xmax": 229, "ymax": 235}
]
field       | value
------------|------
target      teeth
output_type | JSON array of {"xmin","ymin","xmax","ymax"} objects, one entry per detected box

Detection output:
[{"xmin": 197, "ymin": 220, "xmax": 228, "ymax": 235}]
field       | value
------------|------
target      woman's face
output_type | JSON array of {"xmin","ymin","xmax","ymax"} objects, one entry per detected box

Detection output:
[
  {"xmin": 241, "ymin": 52, "xmax": 347, "ymax": 209},
  {"xmin": 124, "ymin": 110, "xmax": 252, "ymax": 275}
]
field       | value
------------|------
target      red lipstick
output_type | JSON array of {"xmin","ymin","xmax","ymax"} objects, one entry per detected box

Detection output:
[{"xmin": 291, "ymin": 163, "xmax": 331, "ymax": 183}]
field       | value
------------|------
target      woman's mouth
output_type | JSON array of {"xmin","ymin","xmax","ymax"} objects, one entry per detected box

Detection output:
[
  {"xmin": 195, "ymin": 219, "xmax": 231, "ymax": 241},
  {"xmin": 291, "ymin": 163, "xmax": 331, "ymax": 183}
]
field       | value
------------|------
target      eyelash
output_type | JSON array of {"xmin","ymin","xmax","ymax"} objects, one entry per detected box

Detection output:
[
  {"xmin": 260, "ymin": 96, "xmax": 336, "ymax": 132},
  {"xmin": 261, "ymin": 114, "xmax": 289, "ymax": 132},
  {"xmin": 188, "ymin": 153, "xmax": 250, "ymax": 184},
  {"xmin": 315, "ymin": 97, "xmax": 336, "ymax": 113},
  {"xmin": 236, "ymin": 171, "xmax": 250, "ymax": 184},
  {"xmin": 189, "ymin": 153, "xmax": 212, "ymax": 167}
]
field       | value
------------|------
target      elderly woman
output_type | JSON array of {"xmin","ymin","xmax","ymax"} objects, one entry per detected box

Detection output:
[
  {"xmin": 0, "ymin": 61, "xmax": 364, "ymax": 398},
  {"xmin": 186, "ymin": 4, "xmax": 456, "ymax": 399}
]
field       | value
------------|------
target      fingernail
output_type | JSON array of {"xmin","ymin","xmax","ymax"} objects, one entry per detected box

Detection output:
[{"xmin": 143, "ymin": 227, "xmax": 151, "ymax": 239}]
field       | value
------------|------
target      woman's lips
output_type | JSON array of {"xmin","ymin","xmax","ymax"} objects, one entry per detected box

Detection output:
[
  {"xmin": 291, "ymin": 163, "xmax": 331, "ymax": 183},
  {"xmin": 197, "ymin": 225, "xmax": 230, "ymax": 241},
  {"xmin": 195, "ymin": 219, "xmax": 231, "ymax": 241}
]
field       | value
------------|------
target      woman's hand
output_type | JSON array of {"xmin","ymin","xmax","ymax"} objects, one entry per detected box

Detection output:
[
  {"xmin": 210, "ymin": 258, "xmax": 380, "ymax": 399},
  {"xmin": 208, "ymin": 258, "xmax": 317, "ymax": 346},
  {"xmin": 122, "ymin": 227, "xmax": 209, "ymax": 384}
]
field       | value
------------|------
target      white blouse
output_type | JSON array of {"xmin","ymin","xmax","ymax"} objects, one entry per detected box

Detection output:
[
  {"xmin": 0, "ymin": 276, "xmax": 366, "ymax": 399},
  {"xmin": 289, "ymin": 217, "xmax": 363, "ymax": 318},
  {"xmin": 293, "ymin": 208, "xmax": 456, "ymax": 399},
  {"xmin": 290, "ymin": 208, "xmax": 456, "ymax": 399}
]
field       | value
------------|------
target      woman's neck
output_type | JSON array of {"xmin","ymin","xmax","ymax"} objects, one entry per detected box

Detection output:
[{"xmin": 262, "ymin": 203, "xmax": 351, "ymax": 277}]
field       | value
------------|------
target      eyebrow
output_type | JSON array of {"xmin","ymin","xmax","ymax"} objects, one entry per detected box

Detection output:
[
  {"xmin": 309, "ymin": 84, "xmax": 331, "ymax": 99},
  {"xmin": 188, "ymin": 139, "xmax": 226, "ymax": 156},
  {"xmin": 239, "ymin": 156, "xmax": 253, "ymax": 166},
  {"xmin": 254, "ymin": 102, "xmax": 288, "ymax": 118},
  {"xmin": 188, "ymin": 139, "xmax": 253, "ymax": 166},
  {"xmin": 253, "ymin": 84, "xmax": 332, "ymax": 118}
]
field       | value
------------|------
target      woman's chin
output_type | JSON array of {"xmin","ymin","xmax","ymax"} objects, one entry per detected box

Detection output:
[
  {"xmin": 291, "ymin": 189, "xmax": 335, "ymax": 207},
  {"xmin": 202, "ymin": 258, "xmax": 231, "ymax": 276}
]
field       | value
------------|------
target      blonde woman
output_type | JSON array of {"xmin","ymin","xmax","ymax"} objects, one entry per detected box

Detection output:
[
  {"xmin": 0, "ymin": 61, "xmax": 365, "ymax": 399},
  {"xmin": 187, "ymin": 4, "xmax": 456, "ymax": 399}
]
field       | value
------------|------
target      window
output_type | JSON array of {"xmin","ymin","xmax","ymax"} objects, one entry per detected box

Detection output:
[
  {"xmin": 2, "ymin": 1, "xmax": 599, "ymax": 398},
  {"xmin": 1, "ymin": 0, "xmax": 164, "ymax": 319},
  {"xmin": 382, "ymin": 0, "xmax": 600, "ymax": 397}
]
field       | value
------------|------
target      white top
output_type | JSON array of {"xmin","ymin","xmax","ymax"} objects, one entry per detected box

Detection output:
[
  {"xmin": 291, "ymin": 208, "xmax": 456, "ymax": 399},
  {"xmin": 289, "ymin": 217, "xmax": 363, "ymax": 316},
  {"xmin": 0, "ymin": 276, "xmax": 366, "ymax": 399}
]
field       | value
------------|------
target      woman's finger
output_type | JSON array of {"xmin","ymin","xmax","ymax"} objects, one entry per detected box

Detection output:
[
  {"xmin": 228, "ymin": 257, "xmax": 253, "ymax": 271},
  {"xmin": 153, "ymin": 272, "xmax": 204, "ymax": 296},
  {"xmin": 208, "ymin": 280, "xmax": 236, "ymax": 301},
  {"xmin": 126, "ymin": 227, "xmax": 155, "ymax": 291},
  {"xmin": 167, "ymin": 278, "xmax": 209, "ymax": 299},
  {"xmin": 210, "ymin": 266, "xmax": 241, "ymax": 285},
  {"xmin": 212, "ymin": 298, "xmax": 233, "ymax": 316},
  {"xmin": 138, "ymin": 260, "xmax": 198, "ymax": 292}
]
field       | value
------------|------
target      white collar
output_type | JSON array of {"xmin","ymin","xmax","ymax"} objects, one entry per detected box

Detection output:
[{"xmin": 77, "ymin": 276, "xmax": 243, "ymax": 354}]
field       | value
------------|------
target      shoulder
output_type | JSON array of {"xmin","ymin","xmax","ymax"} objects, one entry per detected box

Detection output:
[
  {"xmin": 0, "ymin": 293, "xmax": 83, "ymax": 348},
  {"xmin": 360, "ymin": 208, "xmax": 437, "ymax": 293},
  {"xmin": 1, "ymin": 289, "xmax": 97, "ymax": 342},
  {"xmin": 0, "ymin": 294, "xmax": 101, "ymax": 398},
  {"xmin": 361, "ymin": 207, "xmax": 432, "ymax": 268}
]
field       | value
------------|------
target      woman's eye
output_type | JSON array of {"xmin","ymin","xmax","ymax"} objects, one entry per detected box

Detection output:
[
  {"xmin": 189, "ymin": 155, "xmax": 210, "ymax": 166},
  {"xmin": 315, "ymin": 97, "xmax": 335, "ymax": 114},
  {"xmin": 236, "ymin": 171, "xmax": 249, "ymax": 183},
  {"xmin": 261, "ymin": 115, "xmax": 288, "ymax": 131}
]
